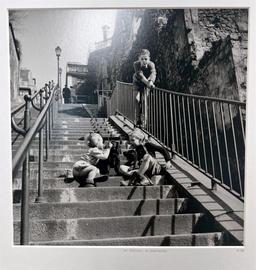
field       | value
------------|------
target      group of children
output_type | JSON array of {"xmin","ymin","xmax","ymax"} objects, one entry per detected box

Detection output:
[
  {"xmin": 65, "ymin": 48, "xmax": 172, "ymax": 187},
  {"xmin": 65, "ymin": 128, "xmax": 172, "ymax": 187}
]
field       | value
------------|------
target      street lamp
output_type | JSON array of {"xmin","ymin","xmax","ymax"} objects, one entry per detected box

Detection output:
[
  {"xmin": 55, "ymin": 46, "xmax": 61, "ymax": 87},
  {"xmin": 59, "ymin": 67, "xmax": 62, "ymax": 103},
  {"xmin": 59, "ymin": 67, "xmax": 62, "ymax": 89}
]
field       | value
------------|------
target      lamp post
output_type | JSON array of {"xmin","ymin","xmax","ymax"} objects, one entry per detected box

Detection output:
[
  {"xmin": 55, "ymin": 46, "xmax": 61, "ymax": 87},
  {"xmin": 59, "ymin": 67, "xmax": 62, "ymax": 103}
]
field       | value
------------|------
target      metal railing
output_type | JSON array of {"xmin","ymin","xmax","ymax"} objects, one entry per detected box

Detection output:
[
  {"xmin": 107, "ymin": 81, "xmax": 246, "ymax": 200},
  {"xmin": 12, "ymin": 81, "xmax": 58, "ymax": 245}
]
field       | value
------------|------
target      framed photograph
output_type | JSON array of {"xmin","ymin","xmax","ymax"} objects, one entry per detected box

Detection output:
[{"xmin": 0, "ymin": 0, "xmax": 256, "ymax": 269}]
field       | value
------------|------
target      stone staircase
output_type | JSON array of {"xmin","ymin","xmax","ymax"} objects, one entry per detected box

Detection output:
[{"xmin": 12, "ymin": 104, "xmax": 224, "ymax": 246}]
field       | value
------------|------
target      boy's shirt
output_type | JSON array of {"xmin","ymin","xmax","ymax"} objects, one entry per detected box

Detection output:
[
  {"xmin": 80, "ymin": 147, "xmax": 109, "ymax": 165},
  {"xmin": 133, "ymin": 60, "xmax": 156, "ymax": 83},
  {"xmin": 135, "ymin": 142, "xmax": 171, "ymax": 162}
]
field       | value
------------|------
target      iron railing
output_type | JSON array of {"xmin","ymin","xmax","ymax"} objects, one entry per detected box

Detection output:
[
  {"xmin": 107, "ymin": 81, "xmax": 246, "ymax": 200},
  {"xmin": 12, "ymin": 81, "xmax": 58, "ymax": 245}
]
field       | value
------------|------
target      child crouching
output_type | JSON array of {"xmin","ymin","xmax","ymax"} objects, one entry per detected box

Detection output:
[
  {"xmin": 120, "ymin": 129, "xmax": 172, "ymax": 186},
  {"xmin": 66, "ymin": 132, "xmax": 112, "ymax": 187}
]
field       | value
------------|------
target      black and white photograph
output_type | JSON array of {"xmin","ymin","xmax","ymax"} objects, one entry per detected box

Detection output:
[{"xmin": 1, "ymin": 1, "xmax": 256, "ymax": 270}]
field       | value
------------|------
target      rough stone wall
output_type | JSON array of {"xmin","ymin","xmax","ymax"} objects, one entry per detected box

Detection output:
[
  {"xmin": 9, "ymin": 24, "xmax": 20, "ymax": 103},
  {"xmin": 109, "ymin": 9, "xmax": 144, "ymax": 87},
  {"xmin": 87, "ymin": 8, "xmax": 248, "ymax": 101},
  {"xmin": 184, "ymin": 9, "xmax": 248, "ymax": 101},
  {"xmin": 189, "ymin": 36, "xmax": 240, "ymax": 100}
]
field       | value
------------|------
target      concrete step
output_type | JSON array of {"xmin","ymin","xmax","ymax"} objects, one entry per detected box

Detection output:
[
  {"xmin": 14, "ymin": 147, "xmax": 129, "ymax": 157},
  {"xmin": 13, "ymin": 198, "xmax": 189, "ymax": 221},
  {"xmin": 50, "ymin": 134, "xmax": 121, "ymax": 140},
  {"xmin": 13, "ymin": 175, "xmax": 166, "ymax": 189},
  {"xmin": 30, "ymin": 232, "xmax": 223, "ymax": 246},
  {"xmin": 26, "ymin": 157, "xmax": 165, "ymax": 169},
  {"xmin": 28, "ymin": 154, "xmax": 125, "ymax": 162},
  {"xmin": 13, "ymin": 185, "xmax": 176, "ymax": 203},
  {"xmin": 14, "ymin": 213, "xmax": 205, "ymax": 243},
  {"xmin": 15, "ymin": 162, "xmax": 166, "ymax": 179},
  {"xmin": 13, "ymin": 145, "xmax": 101, "ymax": 151}
]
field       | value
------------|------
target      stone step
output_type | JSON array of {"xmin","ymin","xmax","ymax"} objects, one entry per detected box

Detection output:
[
  {"xmin": 12, "ymin": 133, "xmax": 121, "ymax": 141},
  {"xmin": 15, "ymin": 162, "xmax": 167, "ymax": 179},
  {"xmin": 51, "ymin": 130, "xmax": 120, "ymax": 135},
  {"xmin": 14, "ymin": 213, "xmax": 205, "ymax": 243},
  {"xmin": 30, "ymin": 232, "xmax": 223, "ymax": 246},
  {"xmin": 26, "ymin": 157, "xmax": 165, "ymax": 169},
  {"xmin": 13, "ymin": 198, "xmax": 189, "ymax": 221},
  {"xmin": 53, "ymin": 124, "xmax": 109, "ymax": 128},
  {"xmin": 28, "ymin": 154, "xmax": 127, "ymax": 162},
  {"xmin": 54, "ymin": 119, "xmax": 108, "ymax": 123},
  {"xmin": 13, "ymin": 185, "xmax": 175, "ymax": 203},
  {"xmin": 12, "ymin": 139, "xmax": 118, "ymax": 146},
  {"xmin": 12, "ymin": 145, "xmax": 104, "ymax": 151},
  {"xmin": 15, "ymin": 161, "xmax": 167, "ymax": 178},
  {"xmin": 13, "ymin": 175, "xmax": 166, "ymax": 189},
  {"xmin": 13, "ymin": 147, "xmax": 130, "ymax": 157}
]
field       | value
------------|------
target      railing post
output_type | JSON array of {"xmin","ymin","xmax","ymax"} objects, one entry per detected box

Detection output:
[
  {"xmin": 45, "ymin": 84, "xmax": 51, "ymax": 141},
  {"xmin": 35, "ymin": 90, "xmax": 46, "ymax": 203},
  {"xmin": 20, "ymin": 94, "xmax": 31, "ymax": 245},
  {"xmin": 50, "ymin": 82, "xmax": 54, "ymax": 130},
  {"xmin": 44, "ymin": 87, "xmax": 49, "ymax": 161}
]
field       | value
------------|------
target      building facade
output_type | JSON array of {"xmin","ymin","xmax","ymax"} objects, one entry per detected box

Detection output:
[{"xmin": 9, "ymin": 23, "xmax": 20, "ymax": 105}]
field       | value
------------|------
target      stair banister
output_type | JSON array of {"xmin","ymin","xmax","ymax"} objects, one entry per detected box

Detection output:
[
  {"xmin": 108, "ymin": 81, "xmax": 246, "ymax": 201},
  {"xmin": 12, "ymin": 84, "xmax": 58, "ymax": 245}
]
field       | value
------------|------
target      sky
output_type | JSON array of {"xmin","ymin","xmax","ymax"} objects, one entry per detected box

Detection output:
[{"xmin": 10, "ymin": 9, "xmax": 117, "ymax": 88}]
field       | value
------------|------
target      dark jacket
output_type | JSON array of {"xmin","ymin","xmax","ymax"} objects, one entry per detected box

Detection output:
[
  {"xmin": 135, "ymin": 142, "xmax": 171, "ymax": 162},
  {"xmin": 63, "ymin": 87, "xmax": 71, "ymax": 98}
]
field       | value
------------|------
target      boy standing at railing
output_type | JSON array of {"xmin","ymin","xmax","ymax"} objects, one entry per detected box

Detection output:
[{"xmin": 133, "ymin": 49, "xmax": 156, "ymax": 127}]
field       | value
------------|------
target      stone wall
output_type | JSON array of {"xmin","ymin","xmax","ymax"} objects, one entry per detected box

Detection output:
[
  {"xmin": 189, "ymin": 36, "xmax": 240, "ymax": 100},
  {"xmin": 87, "ymin": 8, "xmax": 248, "ymax": 102},
  {"xmin": 184, "ymin": 8, "xmax": 248, "ymax": 101},
  {"xmin": 9, "ymin": 23, "xmax": 20, "ymax": 104}
]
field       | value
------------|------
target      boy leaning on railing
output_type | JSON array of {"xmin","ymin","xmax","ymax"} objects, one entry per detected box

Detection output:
[{"xmin": 133, "ymin": 49, "xmax": 156, "ymax": 127}]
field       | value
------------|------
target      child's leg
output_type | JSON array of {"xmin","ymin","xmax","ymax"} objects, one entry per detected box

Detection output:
[
  {"xmin": 119, "ymin": 165, "xmax": 136, "ymax": 177},
  {"xmin": 73, "ymin": 165, "xmax": 100, "ymax": 187},
  {"xmin": 133, "ymin": 82, "xmax": 144, "ymax": 125},
  {"xmin": 119, "ymin": 165, "xmax": 138, "ymax": 186},
  {"xmin": 137, "ymin": 154, "xmax": 161, "ymax": 176}
]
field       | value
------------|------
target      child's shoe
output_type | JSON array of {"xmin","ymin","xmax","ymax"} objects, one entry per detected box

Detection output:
[
  {"xmin": 64, "ymin": 169, "xmax": 74, "ymax": 183},
  {"xmin": 133, "ymin": 172, "xmax": 153, "ymax": 186},
  {"xmin": 79, "ymin": 182, "xmax": 96, "ymax": 188},
  {"xmin": 120, "ymin": 180, "xmax": 130, "ymax": 186},
  {"xmin": 94, "ymin": 175, "xmax": 109, "ymax": 183}
]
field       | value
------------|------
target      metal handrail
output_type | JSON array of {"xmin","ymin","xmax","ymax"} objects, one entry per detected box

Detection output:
[
  {"xmin": 12, "ymin": 86, "xmax": 56, "ymax": 176},
  {"xmin": 107, "ymin": 81, "xmax": 246, "ymax": 201},
  {"xmin": 11, "ymin": 90, "xmax": 40, "ymax": 116},
  {"xmin": 11, "ymin": 81, "xmax": 54, "ymax": 116},
  {"xmin": 12, "ymin": 81, "xmax": 57, "ymax": 245},
  {"xmin": 116, "ymin": 81, "xmax": 246, "ymax": 106}
]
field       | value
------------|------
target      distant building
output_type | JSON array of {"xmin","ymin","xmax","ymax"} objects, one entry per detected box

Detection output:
[
  {"xmin": 66, "ymin": 62, "xmax": 88, "ymax": 88},
  {"xmin": 9, "ymin": 23, "xmax": 20, "ymax": 104},
  {"xmin": 65, "ymin": 62, "xmax": 88, "ymax": 103},
  {"xmin": 19, "ymin": 68, "xmax": 37, "ymax": 97},
  {"xmin": 94, "ymin": 25, "xmax": 112, "ymax": 50}
]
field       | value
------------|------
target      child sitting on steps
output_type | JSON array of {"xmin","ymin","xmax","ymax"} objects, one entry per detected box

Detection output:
[
  {"xmin": 120, "ymin": 129, "xmax": 172, "ymax": 186},
  {"xmin": 65, "ymin": 132, "xmax": 113, "ymax": 187}
]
